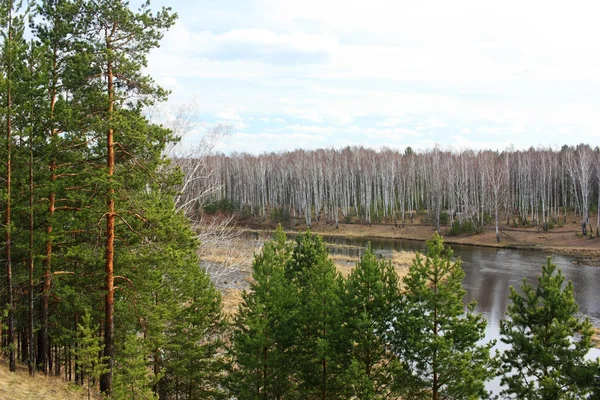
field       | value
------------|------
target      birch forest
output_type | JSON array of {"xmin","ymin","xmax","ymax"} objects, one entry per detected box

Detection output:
[{"xmin": 184, "ymin": 145, "xmax": 600, "ymax": 240}]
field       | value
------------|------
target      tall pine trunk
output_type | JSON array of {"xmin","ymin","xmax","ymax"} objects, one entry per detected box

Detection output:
[
  {"xmin": 100, "ymin": 41, "xmax": 115, "ymax": 395},
  {"xmin": 28, "ymin": 46, "xmax": 35, "ymax": 376},
  {"xmin": 4, "ymin": 5, "xmax": 16, "ymax": 372},
  {"xmin": 39, "ymin": 43, "xmax": 59, "ymax": 375}
]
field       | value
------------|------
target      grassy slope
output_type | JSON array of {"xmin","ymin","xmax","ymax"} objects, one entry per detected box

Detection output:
[{"xmin": 0, "ymin": 358, "xmax": 92, "ymax": 400}]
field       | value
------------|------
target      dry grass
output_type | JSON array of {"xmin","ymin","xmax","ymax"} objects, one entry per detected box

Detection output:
[
  {"xmin": 222, "ymin": 288, "xmax": 245, "ymax": 316},
  {"xmin": 593, "ymin": 328, "xmax": 600, "ymax": 348},
  {"xmin": 0, "ymin": 358, "xmax": 91, "ymax": 400},
  {"xmin": 331, "ymin": 250, "xmax": 417, "ymax": 279},
  {"xmin": 199, "ymin": 237, "xmax": 263, "ymax": 288},
  {"xmin": 199, "ymin": 237, "xmax": 261, "ymax": 269}
]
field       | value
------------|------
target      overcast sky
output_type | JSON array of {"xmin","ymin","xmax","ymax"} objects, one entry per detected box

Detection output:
[{"xmin": 145, "ymin": 0, "xmax": 600, "ymax": 154}]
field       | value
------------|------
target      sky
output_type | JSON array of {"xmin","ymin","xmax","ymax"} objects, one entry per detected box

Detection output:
[{"xmin": 144, "ymin": 0, "xmax": 600, "ymax": 154}]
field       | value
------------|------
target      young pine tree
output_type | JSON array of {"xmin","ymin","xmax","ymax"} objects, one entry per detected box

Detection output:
[
  {"xmin": 159, "ymin": 266, "xmax": 226, "ymax": 400},
  {"xmin": 113, "ymin": 334, "xmax": 157, "ymax": 400},
  {"xmin": 342, "ymin": 244, "xmax": 403, "ymax": 399},
  {"xmin": 499, "ymin": 258, "xmax": 600, "ymax": 399},
  {"xmin": 392, "ymin": 233, "xmax": 494, "ymax": 400},
  {"xmin": 227, "ymin": 226, "xmax": 297, "ymax": 399},
  {"xmin": 73, "ymin": 310, "xmax": 109, "ymax": 400},
  {"xmin": 286, "ymin": 231, "xmax": 345, "ymax": 399}
]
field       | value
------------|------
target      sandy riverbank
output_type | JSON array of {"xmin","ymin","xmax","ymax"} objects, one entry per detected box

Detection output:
[{"xmin": 239, "ymin": 217, "xmax": 600, "ymax": 265}]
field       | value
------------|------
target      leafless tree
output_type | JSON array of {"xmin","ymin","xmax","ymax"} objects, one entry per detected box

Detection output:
[
  {"xmin": 190, "ymin": 144, "xmax": 599, "ymax": 242},
  {"xmin": 483, "ymin": 151, "xmax": 508, "ymax": 242}
]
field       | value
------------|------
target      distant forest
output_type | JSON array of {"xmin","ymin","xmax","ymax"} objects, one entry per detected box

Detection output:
[{"xmin": 186, "ymin": 145, "xmax": 600, "ymax": 239}]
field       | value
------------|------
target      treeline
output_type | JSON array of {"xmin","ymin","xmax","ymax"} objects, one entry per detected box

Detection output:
[
  {"xmin": 0, "ymin": 0, "xmax": 226, "ymax": 398},
  {"xmin": 227, "ymin": 228, "xmax": 599, "ymax": 399},
  {"xmin": 194, "ymin": 145, "xmax": 600, "ymax": 240}
]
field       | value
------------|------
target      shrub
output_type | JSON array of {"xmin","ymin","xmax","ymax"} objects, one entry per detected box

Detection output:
[
  {"xmin": 439, "ymin": 211, "xmax": 450, "ymax": 226},
  {"xmin": 203, "ymin": 199, "xmax": 236, "ymax": 215},
  {"xmin": 447, "ymin": 220, "xmax": 478, "ymax": 236},
  {"xmin": 271, "ymin": 207, "xmax": 291, "ymax": 225}
]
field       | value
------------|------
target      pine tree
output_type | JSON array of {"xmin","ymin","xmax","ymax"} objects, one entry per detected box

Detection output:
[
  {"xmin": 227, "ymin": 225, "xmax": 297, "ymax": 399},
  {"xmin": 160, "ymin": 266, "xmax": 226, "ymax": 400},
  {"xmin": 391, "ymin": 233, "xmax": 493, "ymax": 399},
  {"xmin": 19, "ymin": 37, "xmax": 49, "ymax": 377},
  {"xmin": 499, "ymin": 257, "xmax": 600, "ymax": 399},
  {"xmin": 0, "ymin": 0, "xmax": 28, "ymax": 372},
  {"xmin": 342, "ymin": 243, "xmax": 403, "ymax": 399},
  {"xmin": 66, "ymin": 0, "xmax": 176, "ymax": 393},
  {"xmin": 31, "ymin": 0, "xmax": 81, "ymax": 374},
  {"xmin": 113, "ymin": 334, "xmax": 157, "ymax": 400},
  {"xmin": 111, "ymin": 189, "xmax": 226, "ymax": 399},
  {"xmin": 73, "ymin": 310, "xmax": 109, "ymax": 400},
  {"xmin": 286, "ymin": 230, "xmax": 345, "ymax": 399}
]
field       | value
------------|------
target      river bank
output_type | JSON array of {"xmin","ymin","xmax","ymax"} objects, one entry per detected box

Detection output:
[{"xmin": 239, "ymin": 219, "xmax": 600, "ymax": 265}]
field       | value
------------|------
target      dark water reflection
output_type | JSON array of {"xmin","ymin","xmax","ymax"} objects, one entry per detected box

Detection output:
[{"xmin": 316, "ymin": 235, "xmax": 600, "ymax": 325}]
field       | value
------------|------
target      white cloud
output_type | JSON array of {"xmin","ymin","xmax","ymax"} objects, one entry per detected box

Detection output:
[
  {"xmin": 376, "ymin": 117, "xmax": 411, "ymax": 127},
  {"xmin": 285, "ymin": 125, "xmax": 332, "ymax": 134},
  {"xmin": 144, "ymin": 1, "xmax": 600, "ymax": 153},
  {"xmin": 216, "ymin": 132, "xmax": 327, "ymax": 153},
  {"xmin": 283, "ymin": 107, "xmax": 324, "ymax": 123},
  {"xmin": 216, "ymin": 108, "xmax": 242, "ymax": 121}
]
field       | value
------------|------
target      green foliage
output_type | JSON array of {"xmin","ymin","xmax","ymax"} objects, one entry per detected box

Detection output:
[
  {"xmin": 227, "ymin": 225, "xmax": 297, "ymax": 399},
  {"xmin": 159, "ymin": 266, "xmax": 226, "ymax": 400},
  {"xmin": 228, "ymin": 228, "xmax": 349, "ymax": 399},
  {"xmin": 203, "ymin": 199, "xmax": 236, "ymax": 215},
  {"xmin": 439, "ymin": 211, "xmax": 450, "ymax": 226},
  {"xmin": 73, "ymin": 311, "xmax": 109, "ymax": 400},
  {"xmin": 498, "ymin": 258, "xmax": 600, "ymax": 399},
  {"xmin": 111, "ymin": 192, "xmax": 226, "ymax": 399},
  {"xmin": 113, "ymin": 335, "xmax": 157, "ymax": 400},
  {"xmin": 447, "ymin": 219, "xmax": 478, "ymax": 236},
  {"xmin": 269, "ymin": 206, "xmax": 291, "ymax": 225},
  {"xmin": 391, "ymin": 233, "xmax": 494, "ymax": 399},
  {"xmin": 286, "ymin": 231, "xmax": 345, "ymax": 398},
  {"xmin": 341, "ymin": 244, "xmax": 403, "ymax": 398}
]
